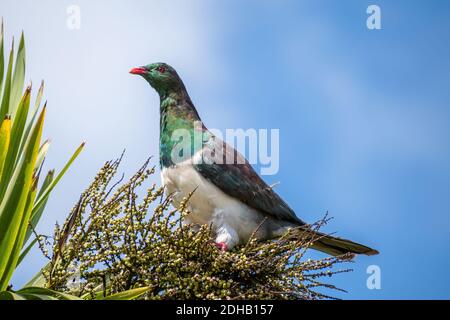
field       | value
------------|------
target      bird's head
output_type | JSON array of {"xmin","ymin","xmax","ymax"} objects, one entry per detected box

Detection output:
[{"xmin": 130, "ymin": 62, "xmax": 184, "ymax": 97}]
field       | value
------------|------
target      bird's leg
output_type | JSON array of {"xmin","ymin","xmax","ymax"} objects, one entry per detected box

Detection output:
[
  {"xmin": 214, "ymin": 242, "xmax": 228, "ymax": 251},
  {"xmin": 213, "ymin": 224, "xmax": 238, "ymax": 252}
]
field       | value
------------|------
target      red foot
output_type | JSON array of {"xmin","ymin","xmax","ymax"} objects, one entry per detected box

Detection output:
[{"xmin": 215, "ymin": 242, "xmax": 228, "ymax": 251}]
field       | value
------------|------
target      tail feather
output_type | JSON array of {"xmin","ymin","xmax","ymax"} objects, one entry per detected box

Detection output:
[{"xmin": 297, "ymin": 228, "xmax": 379, "ymax": 257}]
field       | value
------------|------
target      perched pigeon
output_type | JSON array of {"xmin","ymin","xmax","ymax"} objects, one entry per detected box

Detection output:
[{"xmin": 130, "ymin": 63, "xmax": 378, "ymax": 256}]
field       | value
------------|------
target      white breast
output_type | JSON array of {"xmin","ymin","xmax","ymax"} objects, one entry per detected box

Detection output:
[{"xmin": 160, "ymin": 155, "xmax": 267, "ymax": 248}]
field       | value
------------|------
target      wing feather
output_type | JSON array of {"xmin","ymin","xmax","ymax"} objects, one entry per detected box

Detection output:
[{"xmin": 193, "ymin": 133, "xmax": 304, "ymax": 225}]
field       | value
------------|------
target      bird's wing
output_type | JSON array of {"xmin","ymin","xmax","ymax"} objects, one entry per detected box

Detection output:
[{"xmin": 193, "ymin": 133, "xmax": 305, "ymax": 225}]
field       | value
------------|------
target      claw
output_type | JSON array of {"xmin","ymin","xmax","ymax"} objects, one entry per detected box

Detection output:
[{"xmin": 215, "ymin": 242, "xmax": 228, "ymax": 251}]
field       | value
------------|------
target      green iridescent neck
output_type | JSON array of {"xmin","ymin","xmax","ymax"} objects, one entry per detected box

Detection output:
[{"xmin": 159, "ymin": 91, "xmax": 204, "ymax": 168}]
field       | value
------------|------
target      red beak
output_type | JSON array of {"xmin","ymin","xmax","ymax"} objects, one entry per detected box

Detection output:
[{"xmin": 129, "ymin": 67, "xmax": 147, "ymax": 75}]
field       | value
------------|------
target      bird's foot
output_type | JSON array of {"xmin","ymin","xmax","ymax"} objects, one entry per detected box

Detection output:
[{"xmin": 214, "ymin": 242, "xmax": 228, "ymax": 252}]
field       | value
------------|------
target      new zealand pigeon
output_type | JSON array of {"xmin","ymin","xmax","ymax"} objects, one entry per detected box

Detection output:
[{"xmin": 130, "ymin": 63, "xmax": 378, "ymax": 256}]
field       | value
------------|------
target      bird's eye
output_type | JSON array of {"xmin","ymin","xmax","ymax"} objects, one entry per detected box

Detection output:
[{"xmin": 157, "ymin": 66, "xmax": 166, "ymax": 73}]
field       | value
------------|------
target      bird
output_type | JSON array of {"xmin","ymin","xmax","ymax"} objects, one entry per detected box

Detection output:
[{"xmin": 130, "ymin": 62, "xmax": 378, "ymax": 256}]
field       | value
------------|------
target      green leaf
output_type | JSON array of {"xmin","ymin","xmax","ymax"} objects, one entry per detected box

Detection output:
[
  {"xmin": 0, "ymin": 291, "xmax": 26, "ymax": 300},
  {"xmin": 0, "ymin": 38, "xmax": 14, "ymax": 121},
  {"xmin": 3, "ymin": 288, "xmax": 57, "ymax": 300},
  {"xmin": 34, "ymin": 139, "xmax": 50, "ymax": 171},
  {"xmin": 0, "ymin": 107, "xmax": 45, "ymax": 290},
  {"xmin": 30, "ymin": 81, "xmax": 44, "ymax": 121},
  {"xmin": 19, "ymin": 293, "xmax": 59, "ymax": 300},
  {"xmin": 0, "ymin": 115, "xmax": 11, "ymax": 182},
  {"xmin": 100, "ymin": 286, "xmax": 150, "ymax": 300},
  {"xmin": 19, "ymin": 82, "xmax": 44, "ymax": 153},
  {"xmin": 23, "ymin": 169, "xmax": 54, "ymax": 246},
  {"xmin": 15, "ymin": 287, "xmax": 83, "ymax": 300},
  {"xmin": 0, "ymin": 19, "xmax": 4, "ymax": 95},
  {"xmin": 32, "ymin": 142, "xmax": 85, "ymax": 215},
  {"xmin": 0, "ymin": 176, "xmax": 38, "ymax": 286},
  {"xmin": 0, "ymin": 87, "xmax": 31, "ymax": 195},
  {"xmin": 10, "ymin": 32, "xmax": 25, "ymax": 117}
]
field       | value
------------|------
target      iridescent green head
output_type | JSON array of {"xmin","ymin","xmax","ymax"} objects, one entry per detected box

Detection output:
[{"xmin": 130, "ymin": 62, "xmax": 185, "ymax": 97}]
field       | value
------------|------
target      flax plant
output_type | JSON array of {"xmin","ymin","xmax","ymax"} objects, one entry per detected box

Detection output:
[{"xmin": 0, "ymin": 22, "xmax": 84, "ymax": 298}]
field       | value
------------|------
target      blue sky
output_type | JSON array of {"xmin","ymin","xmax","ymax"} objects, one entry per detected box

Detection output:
[{"xmin": 1, "ymin": 0, "xmax": 450, "ymax": 299}]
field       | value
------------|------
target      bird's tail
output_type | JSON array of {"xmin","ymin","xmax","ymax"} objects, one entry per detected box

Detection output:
[{"xmin": 294, "ymin": 227, "xmax": 379, "ymax": 257}]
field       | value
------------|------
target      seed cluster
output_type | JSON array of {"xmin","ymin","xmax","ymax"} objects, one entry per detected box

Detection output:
[{"xmin": 40, "ymin": 154, "xmax": 352, "ymax": 300}]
